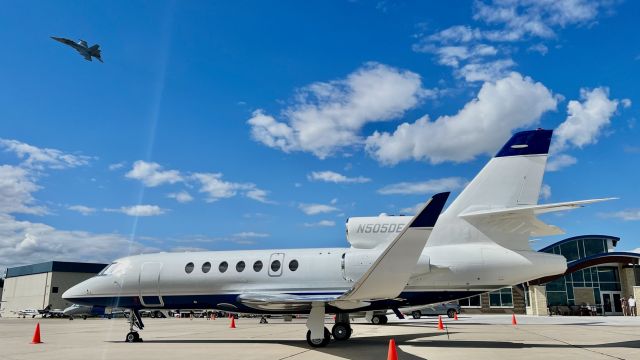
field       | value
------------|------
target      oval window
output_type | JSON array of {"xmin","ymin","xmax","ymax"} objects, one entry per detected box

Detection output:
[
  {"xmin": 202, "ymin": 262, "xmax": 211, "ymax": 273},
  {"xmin": 236, "ymin": 261, "xmax": 246, "ymax": 272},
  {"xmin": 253, "ymin": 260, "xmax": 263, "ymax": 272},
  {"xmin": 289, "ymin": 259, "xmax": 299, "ymax": 272},
  {"xmin": 270, "ymin": 260, "xmax": 281, "ymax": 272},
  {"xmin": 219, "ymin": 261, "xmax": 228, "ymax": 273},
  {"xmin": 185, "ymin": 262, "xmax": 194, "ymax": 274}
]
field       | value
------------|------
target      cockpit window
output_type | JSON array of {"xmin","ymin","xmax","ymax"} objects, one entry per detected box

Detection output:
[{"xmin": 98, "ymin": 262, "xmax": 128, "ymax": 276}]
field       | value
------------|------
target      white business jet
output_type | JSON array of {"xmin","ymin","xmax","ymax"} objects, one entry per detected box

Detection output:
[{"xmin": 63, "ymin": 129, "xmax": 610, "ymax": 347}]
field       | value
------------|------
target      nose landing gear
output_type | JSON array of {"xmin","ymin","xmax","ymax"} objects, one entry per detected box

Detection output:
[{"xmin": 125, "ymin": 309, "xmax": 145, "ymax": 343}]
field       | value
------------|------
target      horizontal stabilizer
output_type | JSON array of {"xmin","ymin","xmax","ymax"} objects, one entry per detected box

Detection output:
[{"xmin": 459, "ymin": 198, "xmax": 616, "ymax": 236}]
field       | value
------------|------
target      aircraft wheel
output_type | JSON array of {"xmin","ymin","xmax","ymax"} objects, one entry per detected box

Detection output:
[
  {"xmin": 126, "ymin": 332, "xmax": 139, "ymax": 343},
  {"xmin": 447, "ymin": 309, "xmax": 456, "ymax": 318},
  {"xmin": 306, "ymin": 328, "xmax": 330, "ymax": 347},
  {"xmin": 381, "ymin": 315, "xmax": 388, "ymax": 324},
  {"xmin": 371, "ymin": 315, "xmax": 383, "ymax": 325},
  {"xmin": 332, "ymin": 323, "xmax": 352, "ymax": 341},
  {"xmin": 412, "ymin": 311, "xmax": 421, "ymax": 319}
]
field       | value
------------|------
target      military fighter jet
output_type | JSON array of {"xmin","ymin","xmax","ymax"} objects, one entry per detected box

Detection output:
[{"xmin": 51, "ymin": 36, "xmax": 103, "ymax": 62}]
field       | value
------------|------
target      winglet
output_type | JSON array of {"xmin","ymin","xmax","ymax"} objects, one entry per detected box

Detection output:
[
  {"xmin": 410, "ymin": 192, "xmax": 449, "ymax": 228},
  {"xmin": 338, "ymin": 192, "xmax": 450, "ymax": 302}
]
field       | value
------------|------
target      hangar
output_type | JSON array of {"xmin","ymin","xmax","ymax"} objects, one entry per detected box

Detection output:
[
  {"xmin": 458, "ymin": 235, "xmax": 640, "ymax": 316},
  {"xmin": 0, "ymin": 261, "xmax": 106, "ymax": 316}
]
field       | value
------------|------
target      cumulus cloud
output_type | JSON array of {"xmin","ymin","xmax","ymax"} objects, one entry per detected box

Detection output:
[
  {"xmin": 248, "ymin": 62, "xmax": 434, "ymax": 158},
  {"xmin": 0, "ymin": 165, "xmax": 46, "ymax": 215},
  {"xmin": 456, "ymin": 59, "xmax": 516, "ymax": 82},
  {"xmin": 108, "ymin": 162, "xmax": 125, "ymax": 171},
  {"xmin": 0, "ymin": 213, "xmax": 155, "ymax": 274},
  {"xmin": 192, "ymin": 173, "xmax": 271, "ymax": 203},
  {"xmin": 67, "ymin": 205, "xmax": 97, "ymax": 216},
  {"xmin": 378, "ymin": 177, "xmax": 467, "ymax": 195},
  {"xmin": 308, "ymin": 171, "xmax": 371, "ymax": 184},
  {"xmin": 552, "ymin": 87, "xmax": 626, "ymax": 153},
  {"xmin": 232, "ymin": 232, "xmax": 269, "ymax": 238},
  {"xmin": 299, "ymin": 203, "xmax": 339, "ymax": 215},
  {"xmin": 125, "ymin": 161, "xmax": 183, "ymax": 187},
  {"xmin": 0, "ymin": 139, "xmax": 91, "ymax": 170},
  {"xmin": 304, "ymin": 220, "xmax": 336, "ymax": 227},
  {"xmin": 107, "ymin": 205, "xmax": 166, "ymax": 217},
  {"xmin": 167, "ymin": 191, "xmax": 194, "ymax": 203},
  {"xmin": 366, "ymin": 72, "xmax": 557, "ymax": 165},
  {"xmin": 546, "ymin": 153, "xmax": 578, "ymax": 172}
]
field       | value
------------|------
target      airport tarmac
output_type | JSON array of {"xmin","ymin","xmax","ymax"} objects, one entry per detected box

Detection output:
[{"xmin": 1, "ymin": 315, "xmax": 639, "ymax": 360}]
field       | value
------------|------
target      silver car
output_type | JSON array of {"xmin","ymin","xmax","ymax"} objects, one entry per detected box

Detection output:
[{"xmin": 405, "ymin": 303, "xmax": 461, "ymax": 319}]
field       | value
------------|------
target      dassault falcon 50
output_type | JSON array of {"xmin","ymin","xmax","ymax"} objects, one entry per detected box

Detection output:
[
  {"xmin": 51, "ymin": 36, "xmax": 103, "ymax": 62},
  {"xmin": 63, "ymin": 129, "xmax": 612, "ymax": 347}
]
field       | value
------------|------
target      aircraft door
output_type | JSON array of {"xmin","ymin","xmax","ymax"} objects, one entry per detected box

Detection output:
[
  {"xmin": 139, "ymin": 262, "xmax": 164, "ymax": 307},
  {"xmin": 268, "ymin": 253, "xmax": 285, "ymax": 277}
]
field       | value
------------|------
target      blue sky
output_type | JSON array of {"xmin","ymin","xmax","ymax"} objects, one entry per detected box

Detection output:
[{"xmin": 0, "ymin": 0, "xmax": 639, "ymax": 273}]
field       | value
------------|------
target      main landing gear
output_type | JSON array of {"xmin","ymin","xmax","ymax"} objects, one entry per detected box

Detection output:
[
  {"xmin": 125, "ymin": 309, "xmax": 145, "ymax": 343},
  {"xmin": 305, "ymin": 304, "xmax": 354, "ymax": 348}
]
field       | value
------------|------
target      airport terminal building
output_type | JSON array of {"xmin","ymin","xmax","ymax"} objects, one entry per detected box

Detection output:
[
  {"xmin": 0, "ymin": 261, "xmax": 107, "ymax": 316},
  {"xmin": 459, "ymin": 235, "xmax": 640, "ymax": 316}
]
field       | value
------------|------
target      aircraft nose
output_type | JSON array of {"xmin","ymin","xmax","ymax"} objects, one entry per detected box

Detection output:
[{"xmin": 62, "ymin": 282, "xmax": 85, "ymax": 300}]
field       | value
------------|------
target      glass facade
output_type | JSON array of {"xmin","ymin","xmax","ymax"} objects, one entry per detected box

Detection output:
[
  {"xmin": 458, "ymin": 294, "xmax": 481, "ymax": 307},
  {"xmin": 540, "ymin": 236, "xmax": 620, "ymax": 308},
  {"xmin": 489, "ymin": 287, "xmax": 513, "ymax": 308}
]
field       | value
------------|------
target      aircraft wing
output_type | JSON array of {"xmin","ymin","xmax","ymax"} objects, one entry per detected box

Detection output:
[
  {"xmin": 459, "ymin": 198, "xmax": 616, "ymax": 236},
  {"xmin": 83, "ymin": 54, "xmax": 92, "ymax": 61},
  {"xmin": 237, "ymin": 192, "xmax": 449, "ymax": 311}
]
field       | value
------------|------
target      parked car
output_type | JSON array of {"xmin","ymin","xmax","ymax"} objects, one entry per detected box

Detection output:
[{"xmin": 404, "ymin": 303, "xmax": 461, "ymax": 319}]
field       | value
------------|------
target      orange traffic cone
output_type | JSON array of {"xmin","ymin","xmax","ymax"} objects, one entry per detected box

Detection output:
[
  {"xmin": 31, "ymin": 323, "xmax": 42, "ymax": 344},
  {"xmin": 437, "ymin": 315, "xmax": 444, "ymax": 330},
  {"xmin": 387, "ymin": 338, "xmax": 398, "ymax": 360},
  {"xmin": 511, "ymin": 313, "xmax": 518, "ymax": 326},
  {"xmin": 454, "ymin": 312, "xmax": 458, "ymax": 320},
  {"xmin": 230, "ymin": 316, "xmax": 236, "ymax": 328}
]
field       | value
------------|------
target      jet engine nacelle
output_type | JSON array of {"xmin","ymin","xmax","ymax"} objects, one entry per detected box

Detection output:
[{"xmin": 346, "ymin": 215, "xmax": 411, "ymax": 249}]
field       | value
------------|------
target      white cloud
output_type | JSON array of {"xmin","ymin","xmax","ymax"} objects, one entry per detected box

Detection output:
[
  {"xmin": 546, "ymin": 154, "xmax": 578, "ymax": 172},
  {"xmin": 125, "ymin": 161, "xmax": 183, "ymax": 187},
  {"xmin": 232, "ymin": 232, "xmax": 270, "ymax": 238},
  {"xmin": 0, "ymin": 139, "xmax": 91, "ymax": 170},
  {"xmin": 67, "ymin": 205, "xmax": 97, "ymax": 216},
  {"xmin": 366, "ymin": 72, "xmax": 557, "ymax": 165},
  {"xmin": 0, "ymin": 165, "xmax": 46, "ymax": 215},
  {"xmin": 456, "ymin": 59, "xmax": 516, "ymax": 82},
  {"xmin": 528, "ymin": 43, "xmax": 549, "ymax": 55},
  {"xmin": 540, "ymin": 184, "xmax": 552, "ymax": 201},
  {"xmin": 107, "ymin": 205, "xmax": 166, "ymax": 217},
  {"xmin": 192, "ymin": 172, "xmax": 271, "ymax": 203},
  {"xmin": 400, "ymin": 203, "xmax": 422, "ymax": 215},
  {"xmin": 552, "ymin": 87, "xmax": 624, "ymax": 153},
  {"xmin": 308, "ymin": 171, "xmax": 371, "ymax": 184},
  {"xmin": 601, "ymin": 210, "xmax": 640, "ymax": 221},
  {"xmin": 299, "ymin": 203, "xmax": 339, "ymax": 215},
  {"xmin": 167, "ymin": 191, "xmax": 194, "ymax": 203},
  {"xmin": 108, "ymin": 162, "xmax": 125, "ymax": 171},
  {"xmin": 0, "ymin": 213, "xmax": 155, "ymax": 274},
  {"xmin": 248, "ymin": 62, "xmax": 433, "ymax": 158},
  {"xmin": 378, "ymin": 177, "xmax": 467, "ymax": 195},
  {"xmin": 304, "ymin": 220, "xmax": 336, "ymax": 227}
]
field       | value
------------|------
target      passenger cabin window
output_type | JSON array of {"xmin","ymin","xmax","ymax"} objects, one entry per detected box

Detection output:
[
  {"xmin": 270, "ymin": 260, "xmax": 281, "ymax": 272},
  {"xmin": 289, "ymin": 259, "xmax": 299, "ymax": 271},
  {"xmin": 236, "ymin": 261, "xmax": 245, "ymax": 272},
  {"xmin": 202, "ymin": 262, "xmax": 211, "ymax": 273},
  {"xmin": 253, "ymin": 260, "xmax": 263, "ymax": 272},
  {"xmin": 185, "ymin": 262, "xmax": 195, "ymax": 274},
  {"xmin": 219, "ymin": 261, "xmax": 228, "ymax": 273}
]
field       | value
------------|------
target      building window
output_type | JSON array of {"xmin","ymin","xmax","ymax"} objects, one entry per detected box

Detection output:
[
  {"xmin": 253, "ymin": 260, "xmax": 263, "ymax": 272},
  {"xmin": 52, "ymin": 287, "xmax": 59, "ymax": 294},
  {"xmin": 270, "ymin": 260, "xmax": 281, "ymax": 272},
  {"xmin": 185, "ymin": 262, "xmax": 195, "ymax": 274},
  {"xmin": 236, "ymin": 261, "xmax": 245, "ymax": 272},
  {"xmin": 489, "ymin": 287, "xmax": 513, "ymax": 308},
  {"xmin": 289, "ymin": 260, "xmax": 299, "ymax": 271},
  {"xmin": 458, "ymin": 294, "xmax": 481, "ymax": 308},
  {"xmin": 219, "ymin": 261, "xmax": 228, "ymax": 273}
]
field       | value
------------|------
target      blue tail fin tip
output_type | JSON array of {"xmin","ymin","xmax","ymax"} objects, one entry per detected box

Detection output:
[
  {"xmin": 411, "ymin": 192, "xmax": 450, "ymax": 228},
  {"xmin": 495, "ymin": 129, "xmax": 553, "ymax": 158}
]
